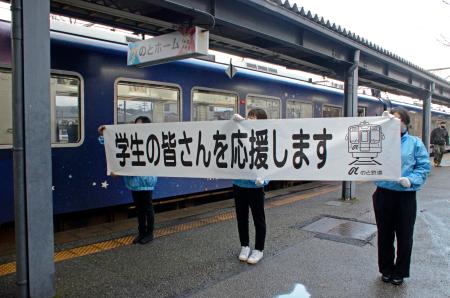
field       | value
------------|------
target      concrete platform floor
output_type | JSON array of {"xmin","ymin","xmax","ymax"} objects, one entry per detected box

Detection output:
[{"xmin": 0, "ymin": 158, "xmax": 449, "ymax": 297}]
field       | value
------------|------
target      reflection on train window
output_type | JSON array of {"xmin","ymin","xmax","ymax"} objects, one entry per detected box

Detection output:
[
  {"xmin": 51, "ymin": 76, "xmax": 81, "ymax": 144},
  {"xmin": 117, "ymin": 82, "xmax": 180, "ymax": 123},
  {"xmin": 358, "ymin": 106, "xmax": 367, "ymax": 117},
  {"xmin": 192, "ymin": 89, "xmax": 237, "ymax": 121},
  {"xmin": 246, "ymin": 95, "xmax": 280, "ymax": 119},
  {"xmin": 322, "ymin": 105, "xmax": 342, "ymax": 117},
  {"xmin": 286, "ymin": 100, "xmax": 313, "ymax": 118},
  {"xmin": 0, "ymin": 70, "xmax": 12, "ymax": 145}
]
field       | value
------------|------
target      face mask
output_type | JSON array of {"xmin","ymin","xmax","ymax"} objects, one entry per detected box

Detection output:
[{"xmin": 401, "ymin": 123, "xmax": 407, "ymax": 134}]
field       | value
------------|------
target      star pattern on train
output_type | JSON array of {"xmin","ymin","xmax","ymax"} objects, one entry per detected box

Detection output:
[{"xmin": 101, "ymin": 181, "xmax": 109, "ymax": 189}]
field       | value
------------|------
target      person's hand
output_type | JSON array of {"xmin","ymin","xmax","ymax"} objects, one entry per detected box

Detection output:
[
  {"xmin": 110, "ymin": 172, "xmax": 119, "ymax": 178},
  {"xmin": 382, "ymin": 111, "xmax": 395, "ymax": 119},
  {"xmin": 98, "ymin": 125, "xmax": 106, "ymax": 136},
  {"xmin": 399, "ymin": 177, "xmax": 411, "ymax": 188},
  {"xmin": 232, "ymin": 114, "xmax": 245, "ymax": 122},
  {"xmin": 255, "ymin": 178, "xmax": 265, "ymax": 186}
]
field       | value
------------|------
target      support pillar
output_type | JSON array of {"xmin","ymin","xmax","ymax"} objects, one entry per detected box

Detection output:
[
  {"xmin": 342, "ymin": 50, "xmax": 360, "ymax": 200},
  {"xmin": 11, "ymin": 0, "xmax": 55, "ymax": 296},
  {"xmin": 422, "ymin": 83, "xmax": 433, "ymax": 152}
]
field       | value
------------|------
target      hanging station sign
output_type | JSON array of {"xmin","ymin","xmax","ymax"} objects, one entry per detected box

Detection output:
[{"xmin": 127, "ymin": 26, "xmax": 209, "ymax": 67}]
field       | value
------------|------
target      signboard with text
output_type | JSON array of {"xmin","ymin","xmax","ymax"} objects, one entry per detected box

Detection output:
[
  {"xmin": 127, "ymin": 26, "xmax": 209, "ymax": 67},
  {"xmin": 102, "ymin": 117, "xmax": 401, "ymax": 181}
]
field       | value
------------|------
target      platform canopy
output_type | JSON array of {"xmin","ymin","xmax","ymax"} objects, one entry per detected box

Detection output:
[{"xmin": 43, "ymin": 0, "xmax": 450, "ymax": 103}]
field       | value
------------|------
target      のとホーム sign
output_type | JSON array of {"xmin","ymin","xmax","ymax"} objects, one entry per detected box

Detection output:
[
  {"xmin": 102, "ymin": 117, "xmax": 401, "ymax": 181},
  {"xmin": 127, "ymin": 26, "xmax": 208, "ymax": 67}
]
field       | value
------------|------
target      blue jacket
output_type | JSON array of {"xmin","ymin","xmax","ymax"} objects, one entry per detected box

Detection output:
[
  {"xmin": 98, "ymin": 136, "xmax": 157, "ymax": 191},
  {"xmin": 233, "ymin": 179, "xmax": 269, "ymax": 188},
  {"xmin": 123, "ymin": 176, "xmax": 157, "ymax": 191},
  {"xmin": 375, "ymin": 133, "xmax": 430, "ymax": 191}
]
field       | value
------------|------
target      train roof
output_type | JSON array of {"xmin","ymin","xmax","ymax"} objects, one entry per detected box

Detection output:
[{"xmin": 390, "ymin": 100, "xmax": 450, "ymax": 116}]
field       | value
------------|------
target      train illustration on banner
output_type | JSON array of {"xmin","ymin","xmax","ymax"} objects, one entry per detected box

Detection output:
[{"xmin": 346, "ymin": 121, "xmax": 384, "ymax": 165}]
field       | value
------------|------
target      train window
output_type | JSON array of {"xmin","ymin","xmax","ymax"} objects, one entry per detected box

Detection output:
[
  {"xmin": 192, "ymin": 89, "xmax": 237, "ymax": 121},
  {"xmin": 322, "ymin": 105, "xmax": 342, "ymax": 117},
  {"xmin": 0, "ymin": 71, "xmax": 82, "ymax": 147},
  {"xmin": 358, "ymin": 106, "xmax": 367, "ymax": 117},
  {"xmin": 286, "ymin": 100, "xmax": 313, "ymax": 119},
  {"xmin": 0, "ymin": 70, "xmax": 12, "ymax": 146},
  {"xmin": 116, "ymin": 82, "xmax": 180, "ymax": 123},
  {"xmin": 51, "ymin": 75, "xmax": 81, "ymax": 144},
  {"xmin": 246, "ymin": 95, "xmax": 281, "ymax": 119}
]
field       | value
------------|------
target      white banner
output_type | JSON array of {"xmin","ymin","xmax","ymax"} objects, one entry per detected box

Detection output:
[{"xmin": 103, "ymin": 117, "xmax": 401, "ymax": 181}]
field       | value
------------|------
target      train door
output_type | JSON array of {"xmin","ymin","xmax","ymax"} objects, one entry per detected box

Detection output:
[
  {"xmin": 408, "ymin": 111, "xmax": 422, "ymax": 138},
  {"xmin": 0, "ymin": 70, "xmax": 12, "ymax": 147},
  {"xmin": 245, "ymin": 94, "xmax": 281, "ymax": 119}
]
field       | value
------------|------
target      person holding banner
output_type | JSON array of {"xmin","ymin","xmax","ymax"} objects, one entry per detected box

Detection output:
[
  {"xmin": 232, "ymin": 108, "xmax": 269, "ymax": 265},
  {"xmin": 98, "ymin": 116, "xmax": 158, "ymax": 244},
  {"xmin": 373, "ymin": 107, "xmax": 431, "ymax": 285}
]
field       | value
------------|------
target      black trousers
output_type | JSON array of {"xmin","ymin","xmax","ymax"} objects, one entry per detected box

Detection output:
[
  {"xmin": 373, "ymin": 187, "xmax": 417, "ymax": 278},
  {"xmin": 234, "ymin": 186, "xmax": 266, "ymax": 251},
  {"xmin": 131, "ymin": 191, "xmax": 155, "ymax": 236}
]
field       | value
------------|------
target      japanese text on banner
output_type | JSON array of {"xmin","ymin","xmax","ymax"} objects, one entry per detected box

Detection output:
[{"xmin": 102, "ymin": 117, "xmax": 401, "ymax": 181}]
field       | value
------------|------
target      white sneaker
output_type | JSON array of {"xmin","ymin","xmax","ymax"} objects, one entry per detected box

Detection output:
[
  {"xmin": 247, "ymin": 250, "xmax": 263, "ymax": 264},
  {"xmin": 238, "ymin": 246, "xmax": 251, "ymax": 261}
]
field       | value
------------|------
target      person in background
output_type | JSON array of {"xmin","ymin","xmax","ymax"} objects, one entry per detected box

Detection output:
[
  {"xmin": 232, "ymin": 108, "xmax": 269, "ymax": 264},
  {"xmin": 98, "ymin": 116, "xmax": 157, "ymax": 244},
  {"xmin": 430, "ymin": 121, "xmax": 448, "ymax": 167},
  {"xmin": 373, "ymin": 108, "xmax": 431, "ymax": 285}
]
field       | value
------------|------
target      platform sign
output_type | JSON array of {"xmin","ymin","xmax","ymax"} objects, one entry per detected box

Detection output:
[
  {"xmin": 127, "ymin": 26, "xmax": 209, "ymax": 67},
  {"xmin": 102, "ymin": 117, "xmax": 401, "ymax": 181}
]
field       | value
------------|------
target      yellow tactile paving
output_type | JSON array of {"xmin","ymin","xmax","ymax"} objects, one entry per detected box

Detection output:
[
  {"xmin": 267, "ymin": 186, "xmax": 340, "ymax": 207},
  {"xmin": 0, "ymin": 262, "xmax": 15, "ymax": 276},
  {"xmin": 0, "ymin": 185, "xmax": 338, "ymax": 277}
]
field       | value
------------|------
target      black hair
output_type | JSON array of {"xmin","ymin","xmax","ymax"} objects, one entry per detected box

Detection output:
[
  {"xmin": 247, "ymin": 108, "xmax": 268, "ymax": 120},
  {"xmin": 390, "ymin": 107, "xmax": 410, "ymax": 126},
  {"xmin": 134, "ymin": 116, "xmax": 152, "ymax": 123}
]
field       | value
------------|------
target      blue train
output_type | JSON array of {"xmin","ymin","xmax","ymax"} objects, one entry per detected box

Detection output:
[{"xmin": 1, "ymin": 20, "xmax": 449, "ymax": 224}]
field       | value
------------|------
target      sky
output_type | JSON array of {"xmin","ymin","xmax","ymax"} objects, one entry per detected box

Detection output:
[{"xmin": 290, "ymin": 0, "xmax": 450, "ymax": 71}]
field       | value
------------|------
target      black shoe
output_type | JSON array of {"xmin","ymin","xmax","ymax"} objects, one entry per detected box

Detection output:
[
  {"xmin": 381, "ymin": 274, "xmax": 392, "ymax": 283},
  {"xmin": 132, "ymin": 234, "xmax": 145, "ymax": 244},
  {"xmin": 391, "ymin": 277, "xmax": 403, "ymax": 286},
  {"xmin": 139, "ymin": 233, "xmax": 154, "ymax": 244}
]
